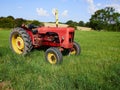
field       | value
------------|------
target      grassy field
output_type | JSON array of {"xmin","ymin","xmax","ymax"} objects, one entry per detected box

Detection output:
[{"xmin": 0, "ymin": 29, "xmax": 120, "ymax": 90}]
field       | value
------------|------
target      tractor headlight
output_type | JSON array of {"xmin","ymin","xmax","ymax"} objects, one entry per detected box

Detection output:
[{"xmin": 62, "ymin": 36, "xmax": 64, "ymax": 40}]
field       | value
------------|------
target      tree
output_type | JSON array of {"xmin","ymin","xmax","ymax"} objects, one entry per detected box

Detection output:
[
  {"xmin": 14, "ymin": 18, "xmax": 26, "ymax": 27},
  {"xmin": 89, "ymin": 9, "xmax": 106, "ymax": 30},
  {"xmin": 31, "ymin": 20, "xmax": 44, "ymax": 26},
  {"xmin": 66, "ymin": 20, "xmax": 74, "ymax": 25},
  {"xmin": 85, "ymin": 22, "xmax": 90, "ymax": 27},
  {"xmin": 66, "ymin": 20, "xmax": 77, "ymax": 30},
  {"xmin": 7, "ymin": 16, "xmax": 14, "ymax": 20},
  {"xmin": 89, "ymin": 7, "xmax": 120, "ymax": 31},
  {"xmin": 0, "ymin": 16, "xmax": 14, "ymax": 28},
  {"xmin": 78, "ymin": 21, "xmax": 84, "ymax": 26}
]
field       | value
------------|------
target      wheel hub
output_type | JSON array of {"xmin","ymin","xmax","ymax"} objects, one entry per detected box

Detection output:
[
  {"xmin": 16, "ymin": 37, "xmax": 24, "ymax": 50},
  {"xmin": 70, "ymin": 48, "xmax": 76, "ymax": 55},
  {"xmin": 48, "ymin": 53, "xmax": 57, "ymax": 64}
]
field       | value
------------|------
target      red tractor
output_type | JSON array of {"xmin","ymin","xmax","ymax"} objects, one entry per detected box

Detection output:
[
  {"xmin": 9, "ymin": 10, "xmax": 81, "ymax": 64},
  {"xmin": 10, "ymin": 24, "xmax": 81, "ymax": 64}
]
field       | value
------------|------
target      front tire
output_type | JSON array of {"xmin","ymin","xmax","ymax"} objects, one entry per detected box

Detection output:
[
  {"xmin": 10, "ymin": 27, "xmax": 32, "ymax": 55},
  {"xmin": 69, "ymin": 42, "xmax": 81, "ymax": 55},
  {"xmin": 45, "ymin": 47, "xmax": 63, "ymax": 65}
]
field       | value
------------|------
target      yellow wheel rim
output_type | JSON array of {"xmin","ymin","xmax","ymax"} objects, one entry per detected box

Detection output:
[
  {"xmin": 16, "ymin": 37, "xmax": 24, "ymax": 50},
  {"xmin": 70, "ymin": 48, "xmax": 76, "ymax": 55},
  {"xmin": 11, "ymin": 33, "xmax": 25, "ymax": 54},
  {"xmin": 47, "ymin": 52, "xmax": 57, "ymax": 64}
]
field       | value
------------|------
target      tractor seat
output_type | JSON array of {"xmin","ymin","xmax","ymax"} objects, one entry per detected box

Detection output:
[
  {"xmin": 32, "ymin": 30, "xmax": 38, "ymax": 34},
  {"xmin": 28, "ymin": 24, "xmax": 38, "ymax": 34},
  {"xmin": 28, "ymin": 24, "xmax": 38, "ymax": 29}
]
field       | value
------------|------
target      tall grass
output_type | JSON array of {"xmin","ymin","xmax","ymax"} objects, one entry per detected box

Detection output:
[{"xmin": 0, "ymin": 29, "xmax": 120, "ymax": 90}]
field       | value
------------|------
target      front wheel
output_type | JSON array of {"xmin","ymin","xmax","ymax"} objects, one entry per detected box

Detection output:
[
  {"xmin": 69, "ymin": 42, "xmax": 81, "ymax": 55},
  {"xmin": 45, "ymin": 47, "xmax": 63, "ymax": 65}
]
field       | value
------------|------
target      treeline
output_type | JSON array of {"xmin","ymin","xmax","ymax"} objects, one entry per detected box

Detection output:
[
  {"xmin": 0, "ymin": 6, "xmax": 120, "ymax": 31},
  {"xmin": 0, "ymin": 16, "xmax": 44, "ymax": 28},
  {"xmin": 66, "ymin": 7, "xmax": 120, "ymax": 32},
  {"xmin": 66, "ymin": 20, "xmax": 89, "ymax": 30}
]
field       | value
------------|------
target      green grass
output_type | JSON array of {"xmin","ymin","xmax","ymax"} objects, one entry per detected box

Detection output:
[{"xmin": 0, "ymin": 29, "xmax": 120, "ymax": 90}]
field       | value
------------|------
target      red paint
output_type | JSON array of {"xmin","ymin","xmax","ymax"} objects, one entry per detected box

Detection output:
[{"xmin": 21, "ymin": 26, "xmax": 75, "ymax": 49}]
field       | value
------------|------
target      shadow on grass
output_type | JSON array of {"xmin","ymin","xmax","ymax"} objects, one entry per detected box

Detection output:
[
  {"xmin": 0, "ymin": 47, "xmax": 6, "ymax": 57},
  {"xmin": 31, "ymin": 46, "xmax": 70, "ymax": 56},
  {"xmin": 0, "ymin": 53, "xmax": 2, "ymax": 57},
  {"xmin": 34, "ymin": 46, "xmax": 49, "ymax": 52}
]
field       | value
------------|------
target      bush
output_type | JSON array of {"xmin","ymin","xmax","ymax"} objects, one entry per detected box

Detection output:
[
  {"xmin": 66, "ymin": 20, "xmax": 77, "ymax": 30},
  {"xmin": 0, "ymin": 16, "xmax": 44, "ymax": 28}
]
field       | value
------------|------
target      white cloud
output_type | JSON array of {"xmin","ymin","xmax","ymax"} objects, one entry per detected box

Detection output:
[
  {"xmin": 86, "ymin": 0, "xmax": 97, "ymax": 14},
  {"xmin": 87, "ymin": 0, "xmax": 93, "ymax": 4},
  {"xmin": 61, "ymin": 10, "xmax": 68, "ymax": 17},
  {"xmin": 86, "ymin": 0, "xmax": 120, "ymax": 14},
  {"xmin": 36, "ymin": 8, "xmax": 49, "ymax": 17}
]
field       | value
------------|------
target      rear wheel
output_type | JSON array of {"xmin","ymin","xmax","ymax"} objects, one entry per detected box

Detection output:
[
  {"xmin": 45, "ymin": 47, "xmax": 63, "ymax": 64},
  {"xmin": 69, "ymin": 42, "xmax": 81, "ymax": 55},
  {"xmin": 10, "ymin": 27, "xmax": 33, "ymax": 55}
]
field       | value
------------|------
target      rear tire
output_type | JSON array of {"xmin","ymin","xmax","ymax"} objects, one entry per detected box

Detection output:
[
  {"xmin": 10, "ymin": 27, "xmax": 33, "ymax": 55},
  {"xmin": 45, "ymin": 47, "xmax": 63, "ymax": 64}
]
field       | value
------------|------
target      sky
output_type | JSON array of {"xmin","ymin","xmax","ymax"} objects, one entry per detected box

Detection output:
[{"xmin": 0, "ymin": 0, "xmax": 120, "ymax": 23}]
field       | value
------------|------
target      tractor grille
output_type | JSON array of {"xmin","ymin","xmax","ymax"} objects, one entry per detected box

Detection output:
[{"xmin": 69, "ymin": 32, "xmax": 74, "ymax": 43}]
